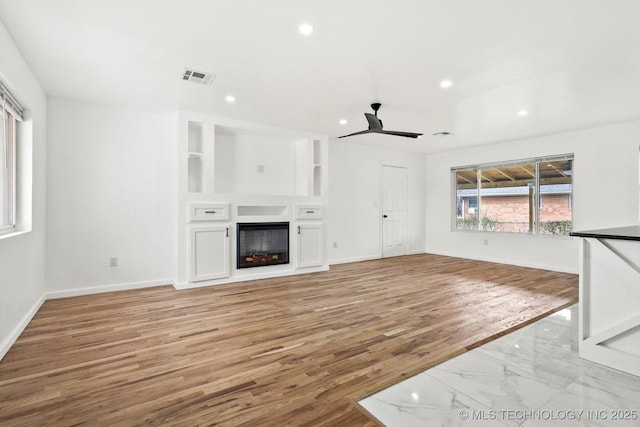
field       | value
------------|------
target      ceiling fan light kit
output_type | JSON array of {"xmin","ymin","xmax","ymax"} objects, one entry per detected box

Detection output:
[{"xmin": 338, "ymin": 103, "xmax": 423, "ymax": 139}]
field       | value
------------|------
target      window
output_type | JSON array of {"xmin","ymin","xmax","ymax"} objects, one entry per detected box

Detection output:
[
  {"xmin": 1, "ymin": 82, "xmax": 23, "ymax": 234},
  {"xmin": 452, "ymin": 154, "xmax": 573, "ymax": 235}
]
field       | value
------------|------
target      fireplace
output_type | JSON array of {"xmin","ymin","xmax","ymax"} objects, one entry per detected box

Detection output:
[{"xmin": 237, "ymin": 222, "xmax": 290, "ymax": 269}]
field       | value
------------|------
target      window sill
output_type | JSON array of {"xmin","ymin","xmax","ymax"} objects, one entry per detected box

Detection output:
[
  {"xmin": 0, "ymin": 229, "xmax": 30, "ymax": 241},
  {"xmin": 450, "ymin": 228, "xmax": 574, "ymax": 240}
]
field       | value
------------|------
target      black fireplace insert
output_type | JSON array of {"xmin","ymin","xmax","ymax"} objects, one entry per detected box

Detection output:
[{"xmin": 237, "ymin": 222, "xmax": 290, "ymax": 269}]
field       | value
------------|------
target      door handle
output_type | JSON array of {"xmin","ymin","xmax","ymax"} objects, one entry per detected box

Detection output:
[
  {"xmin": 383, "ymin": 215, "xmax": 388, "ymax": 218},
  {"xmin": 226, "ymin": 227, "xmax": 229, "ymax": 237}
]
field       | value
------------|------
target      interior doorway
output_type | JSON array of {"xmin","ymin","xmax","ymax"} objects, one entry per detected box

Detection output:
[{"xmin": 381, "ymin": 165, "xmax": 408, "ymax": 258}]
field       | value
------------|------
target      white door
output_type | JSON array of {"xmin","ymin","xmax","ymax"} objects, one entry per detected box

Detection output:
[
  {"xmin": 297, "ymin": 223, "xmax": 324, "ymax": 268},
  {"xmin": 189, "ymin": 224, "xmax": 230, "ymax": 282},
  {"xmin": 382, "ymin": 165, "xmax": 408, "ymax": 258}
]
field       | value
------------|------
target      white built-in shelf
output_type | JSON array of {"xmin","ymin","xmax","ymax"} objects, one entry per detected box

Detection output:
[
  {"xmin": 213, "ymin": 125, "xmax": 324, "ymax": 198},
  {"xmin": 237, "ymin": 205, "xmax": 288, "ymax": 216},
  {"xmin": 188, "ymin": 121, "xmax": 203, "ymax": 153},
  {"xmin": 187, "ymin": 121, "xmax": 205, "ymax": 193},
  {"xmin": 187, "ymin": 156, "xmax": 203, "ymax": 193}
]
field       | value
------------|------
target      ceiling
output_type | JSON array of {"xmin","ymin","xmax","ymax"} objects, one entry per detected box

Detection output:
[{"xmin": 0, "ymin": 0, "xmax": 638, "ymax": 154}]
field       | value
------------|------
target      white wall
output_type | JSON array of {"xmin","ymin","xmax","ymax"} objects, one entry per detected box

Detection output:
[
  {"xmin": 46, "ymin": 98, "xmax": 177, "ymax": 296},
  {"xmin": 328, "ymin": 140, "xmax": 426, "ymax": 264},
  {"xmin": 425, "ymin": 120, "xmax": 640, "ymax": 273},
  {"xmin": 0, "ymin": 20, "xmax": 48, "ymax": 358},
  {"xmin": 214, "ymin": 128, "xmax": 297, "ymax": 196}
]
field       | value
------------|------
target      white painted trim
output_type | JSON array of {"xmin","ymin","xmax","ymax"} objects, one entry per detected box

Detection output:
[
  {"xmin": 583, "ymin": 313, "xmax": 640, "ymax": 347},
  {"xmin": 0, "ymin": 229, "xmax": 30, "ymax": 241},
  {"xmin": 46, "ymin": 279, "xmax": 175, "ymax": 299},
  {"xmin": 423, "ymin": 249, "xmax": 577, "ymax": 274},
  {"xmin": 0, "ymin": 295, "xmax": 45, "ymax": 361},
  {"xmin": 578, "ymin": 237, "xmax": 640, "ymax": 377},
  {"xmin": 174, "ymin": 265, "xmax": 330, "ymax": 290},
  {"xmin": 330, "ymin": 251, "xmax": 430, "ymax": 265},
  {"xmin": 328, "ymin": 254, "xmax": 380, "ymax": 266},
  {"xmin": 578, "ymin": 344, "xmax": 640, "ymax": 377}
]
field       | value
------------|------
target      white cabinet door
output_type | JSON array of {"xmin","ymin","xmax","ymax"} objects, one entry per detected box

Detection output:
[
  {"xmin": 297, "ymin": 223, "xmax": 324, "ymax": 268},
  {"xmin": 189, "ymin": 224, "xmax": 230, "ymax": 282}
]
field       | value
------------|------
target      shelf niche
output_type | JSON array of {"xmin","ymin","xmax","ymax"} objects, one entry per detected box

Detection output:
[
  {"xmin": 214, "ymin": 126, "xmax": 322, "ymax": 198},
  {"xmin": 295, "ymin": 139, "xmax": 322, "ymax": 197},
  {"xmin": 187, "ymin": 121, "xmax": 204, "ymax": 193}
]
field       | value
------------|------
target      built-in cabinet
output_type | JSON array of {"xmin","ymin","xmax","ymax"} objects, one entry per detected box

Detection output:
[
  {"xmin": 189, "ymin": 224, "xmax": 230, "ymax": 282},
  {"xmin": 296, "ymin": 223, "xmax": 324, "ymax": 268},
  {"xmin": 178, "ymin": 112, "xmax": 328, "ymax": 287},
  {"xmin": 295, "ymin": 204, "xmax": 324, "ymax": 268},
  {"xmin": 188, "ymin": 202, "xmax": 231, "ymax": 282}
]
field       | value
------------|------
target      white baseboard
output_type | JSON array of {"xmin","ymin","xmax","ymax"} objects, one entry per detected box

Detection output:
[
  {"xmin": 46, "ymin": 278, "xmax": 175, "ymax": 299},
  {"xmin": 174, "ymin": 266, "xmax": 330, "ymax": 290},
  {"xmin": 329, "ymin": 249, "xmax": 425, "ymax": 265},
  {"xmin": 424, "ymin": 249, "xmax": 577, "ymax": 274},
  {"xmin": 328, "ymin": 255, "xmax": 380, "ymax": 265},
  {"xmin": 0, "ymin": 295, "xmax": 45, "ymax": 361}
]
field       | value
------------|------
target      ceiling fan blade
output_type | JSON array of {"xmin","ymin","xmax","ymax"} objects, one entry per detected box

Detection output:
[
  {"xmin": 364, "ymin": 113, "xmax": 383, "ymax": 131},
  {"xmin": 380, "ymin": 130, "xmax": 423, "ymax": 139},
  {"xmin": 339, "ymin": 103, "xmax": 423, "ymax": 139},
  {"xmin": 337, "ymin": 129, "xmax": 374, "ymax": 139}
]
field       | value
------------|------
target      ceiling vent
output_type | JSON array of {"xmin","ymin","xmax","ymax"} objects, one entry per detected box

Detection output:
[{"xmin": 181, "ymin": 68, "xmax": 215, "ymax": 86}]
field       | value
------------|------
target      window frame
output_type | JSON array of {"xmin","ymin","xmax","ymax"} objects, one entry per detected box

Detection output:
[
  {"xmin": 1, "ymin": 108, "xmax": 16, "ymax": 234},
  {"xmin": 0, "ymin": 81, "xmax": 23, "ymax": 236},
  {"xmin": 451, "ymin": 154, "xmax": 574, "ymax": 235}
]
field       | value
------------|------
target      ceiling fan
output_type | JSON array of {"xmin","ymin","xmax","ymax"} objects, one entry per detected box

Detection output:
[{"xmin": 338, "ymin": 103, "xmax": 423, "ymax": 139}]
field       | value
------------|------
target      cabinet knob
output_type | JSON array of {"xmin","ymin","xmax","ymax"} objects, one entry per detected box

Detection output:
[{"xmin": 383, "ymin": 214, "xmax": 388, "ymax": 218}]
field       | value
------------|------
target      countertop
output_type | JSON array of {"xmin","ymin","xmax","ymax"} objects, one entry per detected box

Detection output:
[{"xmin": 570, "ymin": 224, "xmax": 640, "ymax": 241}]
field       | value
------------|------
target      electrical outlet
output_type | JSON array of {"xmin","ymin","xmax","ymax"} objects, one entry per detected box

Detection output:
[
  {"xmin": 333, "ymin": 241, "xmax": 338, "ymax": 249},
  {"xmin": 109, "ymin": 257, "xmax": 118, "ymax": 267}
]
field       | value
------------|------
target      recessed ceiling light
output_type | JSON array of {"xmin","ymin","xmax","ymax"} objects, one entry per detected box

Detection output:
[
  {"xmin": 225, "ymin": 95, "xmax": 236, "ymax": 103},
  {"xmin": 298, "ymin": 23, "xmax": 314, "ymax": 35},
  {"xmin": 339, "ymin": 119, "xmax": 347, "ymax": 125},
  {"xmin": 517, "ymin": 110, "xmax": 528, "ymax": 116},
  {"xmin": 439, "ymin": 79, "xmax": 453, "ymax": 89}
]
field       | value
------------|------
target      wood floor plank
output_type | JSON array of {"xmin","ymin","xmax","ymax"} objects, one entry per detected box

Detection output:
[{"xmin": 0, "ymin": 254, "xmax": 578, "ymax": 426}]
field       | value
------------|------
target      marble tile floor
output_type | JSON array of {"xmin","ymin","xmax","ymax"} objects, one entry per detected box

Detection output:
[{"xmin": 359, "ymin": 305, "xmax": 640, "ymax": 426}]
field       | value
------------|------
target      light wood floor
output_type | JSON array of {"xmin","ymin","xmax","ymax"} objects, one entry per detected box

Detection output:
[{"xmin": 0, "ymin": 254, "xmax": 578, "ymax": 426}]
